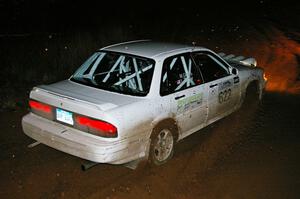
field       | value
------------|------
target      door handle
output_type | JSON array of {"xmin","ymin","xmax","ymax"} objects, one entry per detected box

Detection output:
[
  {"xmin": 175, "ymin": 95, "xmax": 185, "ymax": 100},
  {"xmin": 233, "ymin": 76, "xmax": 240, "ymax": 83},
  {"xmin": 209, "ymin": 84, "xmax": 218, "ymax": 88}
]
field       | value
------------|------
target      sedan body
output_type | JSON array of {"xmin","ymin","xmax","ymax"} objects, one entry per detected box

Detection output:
[{"xmin": 22, "ymin": 40, "xmax": 266, "ymax": 165}]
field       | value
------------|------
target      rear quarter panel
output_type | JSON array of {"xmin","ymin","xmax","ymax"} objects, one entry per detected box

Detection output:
[{"xmin": 107, "ymin": 97, "xmax": 167, "ymax": 141}]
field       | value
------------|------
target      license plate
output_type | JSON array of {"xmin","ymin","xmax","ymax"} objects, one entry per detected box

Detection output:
[{"xmin": 56, "ymin": 108, "xmax": 74, "ymax": 125}]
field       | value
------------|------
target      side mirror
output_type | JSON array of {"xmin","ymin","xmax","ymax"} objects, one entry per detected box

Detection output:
[{"xmin": 231, "ymin": 67, "xmax": 238, "ymax": 75}]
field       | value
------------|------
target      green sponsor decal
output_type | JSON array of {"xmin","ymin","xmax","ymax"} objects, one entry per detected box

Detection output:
[{"xmin": 177, "ymin": 93, "xmax": 203, "ymax": 112}]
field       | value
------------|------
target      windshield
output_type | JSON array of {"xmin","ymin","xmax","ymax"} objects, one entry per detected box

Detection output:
[{"xmin": 71, "ymin": 51, "xmax": 155, "ymax": 96}]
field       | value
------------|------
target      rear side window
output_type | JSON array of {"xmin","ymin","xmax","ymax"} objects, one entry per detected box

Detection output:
[
  {"xmin": 192, "ymin": 53, "xmax": 229, "ymax": 82},
  {"xmin": 160, "ymin": 53, "xmax": 203, "ymax": 96},
  {"xmin": 71, "ymin": 51, "xmax": 155, "ymax": 96}
]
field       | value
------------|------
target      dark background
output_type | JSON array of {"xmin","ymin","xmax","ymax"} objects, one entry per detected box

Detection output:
[
  {"xmin": 0, "ymin": 0, "xmax": 299, "ymax": 108},
  {"xmin": 1, "ymin": 0, "xmax": 299, "ymax": 109},
  {"xmin": 1, "ymin": 0, "xmax": 299, "ymax": 34},
  {"xmin": 1, "ymin": 1, "xmax": 300, "ymax": 199}
]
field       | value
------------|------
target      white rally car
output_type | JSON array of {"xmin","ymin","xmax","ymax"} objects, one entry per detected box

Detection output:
[{"xmin": 22, "ymin": 40, "xmax": 266, "ymax": 166}]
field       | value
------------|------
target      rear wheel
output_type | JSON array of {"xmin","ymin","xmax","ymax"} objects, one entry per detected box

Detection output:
[{"xmin": 149, "ymin": 123, "xmax": 175, "ymax": 166}]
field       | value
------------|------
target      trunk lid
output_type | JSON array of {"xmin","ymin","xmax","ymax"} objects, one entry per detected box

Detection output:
[
  {"xmin": 30, "ymin": 80, "xmax": 142, "ymax": 121},
  {"xmin": 38, "ymin": 80, "xmax": 141, "ymax": 110}
]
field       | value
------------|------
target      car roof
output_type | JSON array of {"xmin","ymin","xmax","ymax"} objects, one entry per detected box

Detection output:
[{"xmin": 100, "ymin": 40, "xmax": 208, "ymax": 59}]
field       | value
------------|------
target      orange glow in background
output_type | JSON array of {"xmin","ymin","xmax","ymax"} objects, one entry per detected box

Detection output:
[
  {"xmin": 221, "ymin": 25, "xmax": 300, "ymax": 94},
  {"xmin": 259, "ymin": 30, "xmax": 300, "ymax": 94}
]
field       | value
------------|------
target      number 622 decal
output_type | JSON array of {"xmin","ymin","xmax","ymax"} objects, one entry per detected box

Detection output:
[{"xmin": 218, "ymin": 89, "xmax": 231, "ymax": 103}]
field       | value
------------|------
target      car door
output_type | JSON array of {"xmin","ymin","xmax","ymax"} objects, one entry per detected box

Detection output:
[
  {"xmin": 191, "ymin": 51, "xmax": 240, "ymax": 124},
  {"xmin": 160, "ymin": 53, "xmax": 208, "ymax": 139}
]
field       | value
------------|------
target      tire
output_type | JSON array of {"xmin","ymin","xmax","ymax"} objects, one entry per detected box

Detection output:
[
  {"xmin": 240, "ymin": 83, "xmax": 260, "ymax": 118},
  {"xmin": 149, "ymin": 122, "xmax": 176, "ymax": 166},
  {"xmin": 243, "ymin": 83, "xmax": 260, "ymax": 108}
]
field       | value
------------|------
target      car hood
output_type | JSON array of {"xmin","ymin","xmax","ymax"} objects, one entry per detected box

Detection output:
[{"xmin": 37, "ymin": 80, "xmax": 142, "ymax": 111}]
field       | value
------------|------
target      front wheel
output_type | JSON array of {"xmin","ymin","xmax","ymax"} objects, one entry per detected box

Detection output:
[
  {"xmin": 149, "ymin": 126, "xmax": 175, "ymax": 166},
  {"xmin": 242, "ymin": 83, "xmax": 260, "ymax": 109}
]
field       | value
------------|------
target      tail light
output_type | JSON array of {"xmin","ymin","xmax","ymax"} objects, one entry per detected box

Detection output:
[
  {"xmin": 29, "ymin": 100, "xmax": 54, "ymax": 120},
  {"xmin": 29, "ymin": 100, "xmax": 51, "ymax": 113},
  {"xmin": 75, "ymin": 115, "xmax": 118, "ymax": 138}
]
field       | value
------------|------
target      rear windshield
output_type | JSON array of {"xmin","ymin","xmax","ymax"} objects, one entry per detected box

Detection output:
[{"xmin": 71, "ymin": 51, "xmax": 155, "ymax": 96}]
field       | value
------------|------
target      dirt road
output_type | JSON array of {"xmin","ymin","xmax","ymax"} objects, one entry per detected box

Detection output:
[
  {"xmin": 1, "ymin": 92, "xmax": 300, "ymax": 199},
  {"xmin": 1, "ymin": 23, "xmax": 300, "ymax": 198}
]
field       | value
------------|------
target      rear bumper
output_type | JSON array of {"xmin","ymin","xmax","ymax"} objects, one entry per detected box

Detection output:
[{"xmin": 22, "ymin": 113, "xmax": 148, "ymax": 164}]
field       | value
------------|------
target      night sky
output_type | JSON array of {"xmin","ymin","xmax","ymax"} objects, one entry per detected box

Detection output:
[{"xmin": 1, "ymin": 0, "xmax": 298, "ymax": 34}]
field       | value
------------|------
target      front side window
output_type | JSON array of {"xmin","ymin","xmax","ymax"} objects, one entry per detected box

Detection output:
[
  {"xmin": 192, "ymin": 53, "xmax": 229, "ymax": 82},
  {"xmin": 71, "ymin": 51, "xmax": 155, "ymax": 96},
  {"xmin": 160, "ymin": 53, "xmax": 202, "ymax": 96}
]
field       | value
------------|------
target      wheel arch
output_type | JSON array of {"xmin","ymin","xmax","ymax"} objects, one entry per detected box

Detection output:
[
  {"xmin": 150, "ymin": 117, "xmax": 179, "ymax": 142},
  {"xmin": 246, "ymin": 80, "xmax": 260, "ymax": 94},
  {"xmin": 240, "ymin": 79, "xmax": 261, "ymax": 106}
]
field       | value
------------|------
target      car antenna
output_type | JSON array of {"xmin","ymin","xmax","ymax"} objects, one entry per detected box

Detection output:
[{"xmin": 192, "ymin": 41, "xmax": 196, "ymax": 49}]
